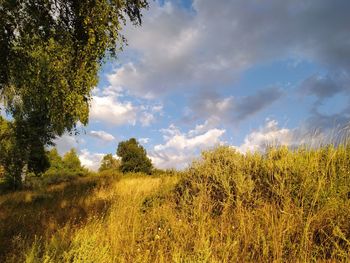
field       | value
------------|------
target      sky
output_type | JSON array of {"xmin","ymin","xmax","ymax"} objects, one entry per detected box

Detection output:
[{"xmin": 55, "ymin": 0, "xmax": 350, "ymax": 170}]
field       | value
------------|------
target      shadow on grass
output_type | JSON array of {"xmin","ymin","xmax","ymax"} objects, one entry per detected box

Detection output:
[{"xmin": 0, "ymin": 176, "xmax": 115, "ymax": 261}]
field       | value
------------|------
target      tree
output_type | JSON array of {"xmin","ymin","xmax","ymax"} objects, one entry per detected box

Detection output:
[
  {"xmin": 0, "ymin": 0, "xmax": 148, "ymax": 186},
  {"xmin": 47, "ymin": 148, "xmax": 64, "ymax": 171},
  {"xmin": 44, "ymin": 148, "xmax": 86, "ymax": 177},
  {"xmin": 117, "ymin": 138, "xmax": 153, "ymax": 174},
  {"xmin": 0, "ymin": 115, "xmax": 51, "ymax": 187},
  {"xmin": 0, "ymin": 116, "xmax": 20, "ymax": 187},
  {"xmin": 44, "ymin": 148, "xmax": 64, "ymax": 176},
  {"xmin": 14, "ymin": 115, "xmax": 51, "ymax": 175},
  {"xmin": 0, "ymin": 116, "xmax": 13, "ymax": 167},
  {"xmin": 62, "ymin": 148, "xmax": 82, "ymax": 172},
  {"xmin": 99, "ymin": 154, "xmax": 120, "ymax": 172}
]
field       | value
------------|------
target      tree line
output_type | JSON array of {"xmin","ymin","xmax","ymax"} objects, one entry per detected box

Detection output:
[{"xmin": 1, "ymin": 121, "xmax": 153, "ymax": 189}]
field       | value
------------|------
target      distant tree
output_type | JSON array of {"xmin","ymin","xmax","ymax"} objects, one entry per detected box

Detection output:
[
  {"xmin": 117, "ymin": 138, "xmax": 153, "ymax": 174},
  {"xmin": 62, "ymin": 149, "xmax": 82, "ymax": 172},
  {"xmin": 44, "ymin": 148, "xmax": 64, "ymax": 176},
  {"xmin": 44, "ymin": 148, "xmax": 87, "ymax": 177},
  {"xmin": 99, "ymin": 154, "xmax": 120, "ymax": 172}
]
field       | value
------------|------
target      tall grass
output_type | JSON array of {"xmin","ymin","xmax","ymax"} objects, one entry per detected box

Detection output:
[{"xmin": 1, "ymin": 144, "xmax": 350, "ymax": 262}]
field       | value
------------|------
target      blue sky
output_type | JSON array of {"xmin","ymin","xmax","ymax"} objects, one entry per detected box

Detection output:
[{"xmin": 55, "ymin": 0, "xmax": 350, "ymax": 170}]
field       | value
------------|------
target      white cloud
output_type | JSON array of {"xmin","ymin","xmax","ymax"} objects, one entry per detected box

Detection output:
[
  {"xmin": 139, "ymin": 137, "xmax": 150, "ymax": 144},
  {"xmin": 154, "ymin": 128, "xmax": 225, "ymax": 152},
  {"xmin": 89, "ymin": 130, "xmax": 115, "ymax": 142},
  {"xmin": 78, "ymin": 149, "xmax": 105, "ymax": 171},
  {"xmin": 188, "ymin": 120, "xmax": 215, "ymax": 136},
  {"xmin": 140, "ymin": 112, "xmax": 155, "ymax": 127},
  {"xmin": 150, "ymin": 119, "xmax": 341, "ymax": 171},
  {"xmin": 90, "ymin": 95, "xmax": 137, "ymax": 126},
  {"xmin": 139, "ymin": 103, "xmax": 163, "ymax": 127},
  {"xmin": 236, "ymin": 119, "xmax": 293, "ymax": 153},
  {"xmin": 149, "ymin": 123, "xmax": 225, "ymax": 169},
  {"xmin": 89, "ymin": 86, "xmax": 162, "ymax": 127},
  {"xmin": 159, "ymin": 124, "xmax": 181, "ymax": 140},
  {"xmin": 152, "ymin": 105, "xmax": 163, "ymax": 113}
]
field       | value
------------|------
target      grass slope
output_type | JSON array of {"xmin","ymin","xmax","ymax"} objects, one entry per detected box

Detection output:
[{"xmin": 1, "ymin": 145, "xmax": 350, "ymax": 262}]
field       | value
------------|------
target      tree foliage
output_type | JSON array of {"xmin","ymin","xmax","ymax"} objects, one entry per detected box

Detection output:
[
  {"xmin": 0, "ymin": 116, "xmax": 51, "ymax": 188},
  {"xmin": 62, "ymin": 148, "xmax": 84, "ymax": 173},
  {"xmin": 45, "ymin": 148, "xmax": 86, "ymax": 177},
  {"xmin": 0, "ymin": 0, "xmax": 148, "ymax": 133},
  {"xmin": 0, "ymin": 0, "xmax": 148, "ymax": 186},
  {"xmin": 99, "ymin": 153, "xmax": 120, "ymax": 172},
  {"xmin": 0, "ymin": 116, "xmax": 18, "ymax": 186},
  {"xmin": 47, "ymin": 148, "xmax": 64, "ymax": 170},
  {"xmin": 117, "ymin": 138, "xmax": 153, "ymax": 174},
  {"xmin": 44, "ymin": 148, "xmax": 64, "ymax": 177},
  {"xmin": 0, "ymin": 116, "xmax": 13, "ymax": 167}
]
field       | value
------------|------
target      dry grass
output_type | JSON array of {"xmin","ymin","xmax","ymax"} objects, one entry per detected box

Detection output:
[{"xmin": 1, "ymin": 144, "xmax": 350, "ymax": 262}]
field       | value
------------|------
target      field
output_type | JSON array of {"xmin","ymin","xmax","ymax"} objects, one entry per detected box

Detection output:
[{"xmin": 1, "ymin": 145, "xmax": 350, "ymax": 262}]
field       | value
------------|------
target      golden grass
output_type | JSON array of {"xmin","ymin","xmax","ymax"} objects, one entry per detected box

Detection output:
[{"xmin": 1, "ymin": 144, "xmax": 350, "ymax": 262}]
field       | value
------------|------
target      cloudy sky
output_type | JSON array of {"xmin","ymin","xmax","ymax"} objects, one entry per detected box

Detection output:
[{"xmin": 55, "ymin": 0, "xmax": 350, "ymax": 170}]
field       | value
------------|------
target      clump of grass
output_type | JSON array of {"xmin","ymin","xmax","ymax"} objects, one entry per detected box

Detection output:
[
  {"xmin": 1, "ymin": 144, "xmax": 350, "ymax": 262},
  {"xmin": 173, "ymin": 144, "xmax": 350, "ymax": 261}
]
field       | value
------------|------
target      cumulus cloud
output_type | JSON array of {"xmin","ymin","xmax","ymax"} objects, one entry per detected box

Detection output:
[
  {"xmin": 89, "ymin": 130, "xmax": 115, "ymax": 142},
  {"xmin": 139, "ymin": 112, "xmax": 155, "ymax": 127},
  {"xmin": 54, "ymin": 1, "xmax": 350, "ymax": 171},
  {"xmin": 237, "ymin": 119, "xmax": 293, "ymax": 153},
  {"xmin": 90, "ymin": 95, "xmax": 137, "ymax": 126},
  {"xmin": 149, "ymin": 123, "xmax": 225, "ymax": 169},
  {"xmin": 78, "ymin": 149, "xmax": 105, "ymax": 171},
  {"xmin": 89, "ymin": 86, "xmax": 162, "ymax": 127},
  {"xmin": 151, "ymin": 118, "xmax": 350, "ymax": 169},
  {"xmin": 108, "ymin": 0, "xmax": 350, "ymax": 98}
]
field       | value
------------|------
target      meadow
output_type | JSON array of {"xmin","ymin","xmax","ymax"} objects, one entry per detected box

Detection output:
[{"xmin": 1, "ymin": 144, "xmax": 350, "ymax": 262}]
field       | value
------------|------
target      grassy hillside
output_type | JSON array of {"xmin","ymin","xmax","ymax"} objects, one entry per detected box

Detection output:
[{"xmin": 1, "ymin": 145, "xmax": 350, "ymax": 262}]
